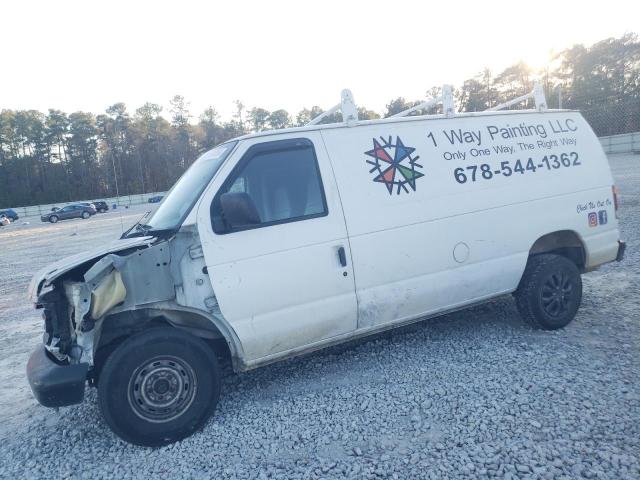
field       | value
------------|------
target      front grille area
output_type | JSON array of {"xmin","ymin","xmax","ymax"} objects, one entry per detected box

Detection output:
[{"xmin": 37, "ymin": 288, "xmax": 72, "ymax": 356}]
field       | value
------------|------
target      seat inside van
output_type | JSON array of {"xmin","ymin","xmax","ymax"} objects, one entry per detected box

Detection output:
[{"xmin": 238, "ymin": 147, "xmax": 325, "ymax": 224}]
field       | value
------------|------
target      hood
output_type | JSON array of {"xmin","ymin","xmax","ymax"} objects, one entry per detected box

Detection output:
[{"xmin": 28, "ymin": 236, "xmax": 154, "ymax": 302}]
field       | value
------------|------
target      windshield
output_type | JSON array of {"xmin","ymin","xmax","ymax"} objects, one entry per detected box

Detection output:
[{"xmin": 144, "ymin": 141, "xmax": 237, "ymax": 231}]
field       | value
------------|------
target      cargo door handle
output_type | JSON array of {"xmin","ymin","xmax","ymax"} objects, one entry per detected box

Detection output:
[{"xmin": 338, "ymin": 246, "xmax": 347, "ymax": 267}]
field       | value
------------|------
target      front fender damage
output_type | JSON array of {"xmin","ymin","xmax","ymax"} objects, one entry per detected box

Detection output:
[
  {"xmin": 62, "ymin": 258, "xmax": 128, "ymax": 364},
  {"xmin": 38, "ymin": 240, "xmax": 176, "ymax": 365},
  {"xmin": 28, "ymin": 229, "xmax": 247, "ymax": 409},
  {"xmin": 29, "ymin": 236, "xmax": 154, "ymax": 301},
  {"xmin": 34, "ymin": 229, "xmax": 243, "ymax": 372}
]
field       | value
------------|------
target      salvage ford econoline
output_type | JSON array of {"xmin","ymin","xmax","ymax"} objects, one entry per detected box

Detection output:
[{"xmin": 26, "ymin": 87, "xmax": 625, "ymax": 446}]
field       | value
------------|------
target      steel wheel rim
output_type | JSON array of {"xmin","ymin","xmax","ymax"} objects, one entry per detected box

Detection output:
[
  {"xmin": 541, "ymin": 271, "xmax": 573, "ymax": 318},
  {"xmin": 127, "ymin": 355, "xmax": 197, "ymax": 423}
]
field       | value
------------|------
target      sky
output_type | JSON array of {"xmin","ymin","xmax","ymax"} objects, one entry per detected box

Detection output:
[{"xmin": 1, "ymin": 0, "xmax": 638, "ymax": 120}]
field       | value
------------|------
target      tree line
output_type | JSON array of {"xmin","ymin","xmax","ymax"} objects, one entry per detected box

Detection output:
[{"xmin": 1, "ymin": 34, "xmax": 638, "ymax": 208}]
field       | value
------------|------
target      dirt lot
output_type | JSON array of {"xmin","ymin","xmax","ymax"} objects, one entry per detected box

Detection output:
[{"xmin": 0, "ymin": 156, "xmax": 638, "ymax": 479}]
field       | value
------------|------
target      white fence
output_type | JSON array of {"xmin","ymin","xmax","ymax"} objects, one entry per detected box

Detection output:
[
  {"xmin": 600, "ymin": 131, "xmax": 640, "ymax": 154},
  {"xmin": 3, "ymin": 191, "xmax": 166, "ymax": 219}
]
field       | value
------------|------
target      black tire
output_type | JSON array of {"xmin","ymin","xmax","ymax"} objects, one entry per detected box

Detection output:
[
  {"xmin": 49, "ymin": 215, "xmax": 59, "ymax": 223},
  {"xmin": 514, "ymin": 254, "xmax": 582, "ymax": 330},
  {"xmin": 97, "ymin": 327, "xmax": 221, "ymax": 446},
  {"xmin": 81, "ymin": 211, "xmax": 90, "ymax": 219}
]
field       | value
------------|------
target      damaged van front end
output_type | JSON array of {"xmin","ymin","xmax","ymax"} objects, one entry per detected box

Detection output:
[
  {"xmin": 26, "ymin": 142, "xmax": 241, "ymax": 413},
  {"xmin": 27, "ymin": 236, "xmax": 155, "ymax": 407},
  {"xmin": 26, "ymin": 227, "xmax": 241, "ymax": 409}
]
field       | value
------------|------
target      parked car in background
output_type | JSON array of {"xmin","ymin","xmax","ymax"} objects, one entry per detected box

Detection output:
[
  {"xmin": 52, "ymin": 203, "xmax": 96, "ymax": 213},
  {"xmin": 92, "ymin": 201, "xmax": 109, "ymax": 213},
  {"xmin": 148, "ymin": 195, "xmax": 163, "ymax": 203},
  {"xmin": 0, "ymin": 208, "xmax": 19, "ymax": 221},
  {"xmin": 40, "ymin": 204, "xmax": 95, "ymax": 223}
]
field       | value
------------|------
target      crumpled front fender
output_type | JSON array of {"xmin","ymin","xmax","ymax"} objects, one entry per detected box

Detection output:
[{"xmin": 28, "ymin": 236, "xmax": 154, "ymax": 302}]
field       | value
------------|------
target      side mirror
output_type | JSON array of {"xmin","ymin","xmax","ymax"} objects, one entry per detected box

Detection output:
[{"xmin": 220, "ymin": 192, "xmax": 261, "ymax": 229}]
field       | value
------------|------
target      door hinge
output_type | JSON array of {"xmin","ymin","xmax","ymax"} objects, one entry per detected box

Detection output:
[{"xmin": 189, "ymin": 245, "xmax": 204, "ymax": 259}]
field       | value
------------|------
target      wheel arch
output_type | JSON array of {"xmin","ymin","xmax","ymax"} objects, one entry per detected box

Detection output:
[
  {"xmin": 528, "ymin": 230, "xmax": 586, "ymax": 271},
  {"xmin": 94, "ymin": 304, "xmax": 245, "ymax": 375}
]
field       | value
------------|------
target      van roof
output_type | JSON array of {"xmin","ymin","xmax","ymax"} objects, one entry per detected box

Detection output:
[{"xmin": 235, "ymin": 108, "xmax": 576, "ymax": 142}]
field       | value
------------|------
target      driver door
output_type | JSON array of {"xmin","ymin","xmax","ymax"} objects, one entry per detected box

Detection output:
[
  {"xmin": 196, "ymin": 133, "xmax": 357, "ymax": 363},
  {"xmin": 59, "ymin": 206, "xmax": 74, "ymax": 219}
]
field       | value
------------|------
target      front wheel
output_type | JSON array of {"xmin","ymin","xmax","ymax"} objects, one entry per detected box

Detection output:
[
  {"xmin": 49, "ymin": 215, "xmax": 59, "ymax": 223},
  {"xmin": 98, "ymin": 327, "xmax": 221, "ymax": 446},
  {"xmin": 514, "ymin": 254, "xmax": 582, "ymax": 330},
  {"xmin": 81, "ymin": 211, "xmax": 90, "ymax": 219}
]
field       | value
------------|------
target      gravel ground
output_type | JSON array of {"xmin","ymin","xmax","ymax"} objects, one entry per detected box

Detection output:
[{"xmin": 0, "ymin": 155, "xmax": 638, "ymax": 479}]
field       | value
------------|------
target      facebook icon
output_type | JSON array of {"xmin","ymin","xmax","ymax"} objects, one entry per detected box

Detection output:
[{"xmin": 598, "ymin": 210, "xmax": 608, "ymax": 225}]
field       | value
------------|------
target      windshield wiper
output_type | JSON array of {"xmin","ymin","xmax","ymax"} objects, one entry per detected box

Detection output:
[{"xmin": 121, "ymin": 211, "xmax": 152, "ymax": 239}]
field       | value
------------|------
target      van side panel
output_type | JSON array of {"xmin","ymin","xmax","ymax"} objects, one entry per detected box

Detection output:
[{"xmin": 321, "ymin": 111, "xmax": 619, "ymax": 328}]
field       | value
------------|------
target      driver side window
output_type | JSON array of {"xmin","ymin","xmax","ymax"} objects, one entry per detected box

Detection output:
[{"xmin": 211, "ymin": 139, "xmax": 327, "ymax": 234}]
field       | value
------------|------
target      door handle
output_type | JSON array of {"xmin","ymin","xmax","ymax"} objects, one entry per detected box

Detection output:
[{"xmin": 338, "ymin": 246, "xmax": 347, "ymax": 267}]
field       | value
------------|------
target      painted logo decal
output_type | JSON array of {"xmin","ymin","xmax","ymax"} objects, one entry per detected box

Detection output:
[
  {"xmin": 365, "ymin": 136, "xmax": 424, "ymax": 195},
  {"xmin": 598, "ymin": 210, "xmax": 608, "ymax": 225},
  {"xmin": 588, "ymin": 212, "xmax": 598, "ymax": 227}
]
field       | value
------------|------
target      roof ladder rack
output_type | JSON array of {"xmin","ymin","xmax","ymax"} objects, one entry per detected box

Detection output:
[
  {"xmin": 390, "ymin": 84, "xmax": 456, "ymax": 118},
  {"xmin": 307, "ymin": 89, "xmax": 359, "ymax": 126},
  {"xmin": 486, "ymin": 83, "xmax": 547, "ymax": 112}
]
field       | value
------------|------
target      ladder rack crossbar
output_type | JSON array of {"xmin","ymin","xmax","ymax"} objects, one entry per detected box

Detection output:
[
  {"xmin": 306, "ymin": 103, "xmax": 341, "ymax": 126},
  {"xmin": 390, "ymin": 98, "xmax": 439, "ymax": 118},
  {"xmin": 487, "ymin": 84, "xmax": 547, "ymax": 112},
  {"xmin": 391, "ymin": 85, "xmax": 455, "ymax": 118}
]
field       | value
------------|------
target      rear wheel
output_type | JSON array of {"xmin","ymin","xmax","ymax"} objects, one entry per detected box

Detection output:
[
  {"xmin": 514, "ymin": 254, "xmax": 582, "ymax": 330},
  {"xmin": 49, "ymin": 215, "xmax": 59, "ymax": 223},
  {"xmin": 97, "ymin": 327, "xmax": 221, "ymax": 446},
  {"xmin": 81, "ymin": 211, "xmax": 90, "ymax": 219}
]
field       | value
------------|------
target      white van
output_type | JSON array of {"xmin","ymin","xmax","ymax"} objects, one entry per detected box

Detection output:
[{"xmin": 26, "ymin": 87, "xmax": 625, "ymax": 446}]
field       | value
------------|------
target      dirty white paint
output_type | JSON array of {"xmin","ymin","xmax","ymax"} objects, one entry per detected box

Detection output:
[
  {"xmin": 321, "ymin": 111, "xmax": 619, "ymax": 329},
  {"xmin": 197, "ymin": 132, "xmax": 358, "ymax": 361},
  {"xmin": 195, "ymin": 110, "xmax": 621, "ymax": 363}
]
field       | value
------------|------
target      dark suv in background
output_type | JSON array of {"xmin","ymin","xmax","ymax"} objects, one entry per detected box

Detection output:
[{"xmin": 92, "ymin": 201, "xmax": 109, "ymax": 213}]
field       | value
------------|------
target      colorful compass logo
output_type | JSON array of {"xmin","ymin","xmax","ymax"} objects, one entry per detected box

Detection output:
[{"xmin": 365, "ymin": 136, "xmax": 424, "ymax": 195}]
